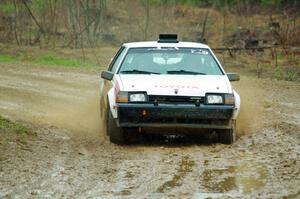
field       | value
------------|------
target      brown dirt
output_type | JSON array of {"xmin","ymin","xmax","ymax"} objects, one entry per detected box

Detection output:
[{"xmin": 0, "ymin": 63, "xmax": 299, "ymax": 198}]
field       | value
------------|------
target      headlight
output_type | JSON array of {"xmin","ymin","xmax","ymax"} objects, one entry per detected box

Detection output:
[
  {"xmin": 206, "ymin": 94, "xmax": 223, "ymax": 104},
  {"xmin": 205, "ymin": 93, "xmax": 235, "ymax": 105},
  {"xmin": 129, "ymin": 93, "xmax": 147, "ymax": 102}
]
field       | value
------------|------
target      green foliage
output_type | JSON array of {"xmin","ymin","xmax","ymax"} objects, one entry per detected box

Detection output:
[
  {"xmin": 34, "ymin": 54, "xmax": 97, "ymax": 68},
  {"xmin": 0, "ymin": 116, "xmax": 29, "ymax": 134},
  {"xmin": 143, "ymin": 0, "xmax": 284, "ymax": 7},
  {"xmin": 143, "ymin": 0, "xmax": 207, "ymax": 6},
  {"xmin": 274, "ymin": 67, "xmax": 298, "ymax": 81},
  {"xmin": 142, "ymin": 0, "xmax": 162, "ymax": 6},
  {"xmin": 0, "ymin": 53, "xmax": 98, "ymax": 68},
  {"xmin": 0, "ymin": 2, "xmax": 14, "ymax": 14},
  {"xmin": 0, "ymin": 54, "xmax": 17, "ymax": 63},
  {"xmin": 284, "ymin": 71, "xmax": 298, "ymax": 81},
  {"xmin": 31, "ymin": 0, "xmax": 48, "ymax": 12},
  {"xmin": 274, "ymin": 66, "xmax": 282, "ymax": 80},
  {"xmin": 260, "ymin": 0, "xmax": 283, "ymax": 6}
]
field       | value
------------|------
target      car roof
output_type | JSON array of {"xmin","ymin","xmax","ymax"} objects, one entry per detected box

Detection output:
[{"xmin": 123, "ymin": 41, "xmax": 210, "ymax": 49}]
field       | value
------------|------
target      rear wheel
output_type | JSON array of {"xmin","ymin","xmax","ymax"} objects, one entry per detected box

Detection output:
[
  {"xmin": 218, "ymin": 120, "xmax": 236, "ymax": 144},
  {"xmin": 107, "ymin": 110, "xmax": 127, "ymax": 144}
]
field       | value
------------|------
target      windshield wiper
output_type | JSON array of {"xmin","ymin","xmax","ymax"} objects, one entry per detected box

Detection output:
[
  {"xmin": 120, "ymin": 69, "xmax": 160, "ymax": 74},
  {"xmin": 167, "ymin": 70, "xmax": 206, "ymax": 75}
]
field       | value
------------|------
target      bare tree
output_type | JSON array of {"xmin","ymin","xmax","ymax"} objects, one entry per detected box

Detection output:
[{"xmin": 143, "ymin": 0, "xmax": 150, "ymax": 40}]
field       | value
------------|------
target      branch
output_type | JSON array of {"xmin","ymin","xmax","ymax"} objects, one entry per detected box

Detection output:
[
  {"xmin": 62, "ymin": 17, "xmax": 97, "ymax": 48},
  {"xmin": 21, "ymin": 0, "xmax": 44, "ymax": 34}
]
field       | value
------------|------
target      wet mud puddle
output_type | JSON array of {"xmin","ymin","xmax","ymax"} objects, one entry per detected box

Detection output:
[{"xmin": 195, "ymin": 162, "xmax": 269, "ymax": 198}]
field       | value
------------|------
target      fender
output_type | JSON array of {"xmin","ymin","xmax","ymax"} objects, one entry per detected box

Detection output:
[
  {"xmin": 100, "ymin": 75, "xmax": 119, "ymax": 119},
  {"xmin": 233, "ymin": 90, "xmax": 240, "ymax": 119},
  {"xmin": 107, "ymin": 87, "xmax": 118, "ymax": 118},
  {"xmin": 107, "ymin": 76, "xmax": 122, "ymax": 119}
]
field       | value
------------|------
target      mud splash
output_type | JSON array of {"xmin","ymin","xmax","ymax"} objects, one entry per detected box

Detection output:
[
  {"xmin": 232, "ymin": 76, "xmax": 265, "ymax": 137},
  {"xmin": 44, "ymin": 94, "xmax": 103, "ymax": 138},
  {"xmin": 0, "ymin": 66, "xmax": 105, "ymax": 139}
]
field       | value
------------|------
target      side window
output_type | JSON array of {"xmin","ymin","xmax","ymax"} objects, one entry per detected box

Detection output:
[{"xmin": 108, "ymin": 46, "xmax": 126, "ymax": 73}]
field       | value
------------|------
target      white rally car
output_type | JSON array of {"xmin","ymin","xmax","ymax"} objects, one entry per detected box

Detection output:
[{"xmin": 100, "ymin": 34, "xmax": 240, "ymax": 144}]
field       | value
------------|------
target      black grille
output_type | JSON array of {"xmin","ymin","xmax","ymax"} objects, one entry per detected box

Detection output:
[{"xmin": 148, "ymin": 95, "xmax": 204, "ymax": 104}]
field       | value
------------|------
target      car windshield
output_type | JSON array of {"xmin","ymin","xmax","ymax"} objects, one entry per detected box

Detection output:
[{"xmin": 118, "ymin": 47, "xmax": 223, "ymax": 75}]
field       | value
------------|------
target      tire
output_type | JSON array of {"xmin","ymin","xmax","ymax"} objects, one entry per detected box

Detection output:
[
  {"xmin": 218, "ymin": 120, "xmax": 236, "ymax": 144},
  {"xmin": 107, "ymin": 109, "xmax": 127, "ymax": 145}
]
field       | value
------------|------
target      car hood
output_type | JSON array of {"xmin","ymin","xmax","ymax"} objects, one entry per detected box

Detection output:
[{"xmin": 117, "ymin": 75, "xmax": 232, "ymax": 96}]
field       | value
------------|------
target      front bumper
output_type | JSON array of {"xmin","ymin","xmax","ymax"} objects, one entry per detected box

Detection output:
[{"xmin": 117, "ymin": 103, "xmax": 234, "ymax": 129}]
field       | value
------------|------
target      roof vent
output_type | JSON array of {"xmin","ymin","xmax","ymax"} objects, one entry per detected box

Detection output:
[{"xmin": 158, "ymin": 34, "xmax": 178, "ymax": 43}]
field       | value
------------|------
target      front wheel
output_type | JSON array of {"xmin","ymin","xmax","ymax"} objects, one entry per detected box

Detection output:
[
  {"xmin": 107, "ymin": 110, "xmax": 127, "ymax": 145},
  {"xmin": 218, "ymin": 120, "xmax": 236, "ymax": 144}
]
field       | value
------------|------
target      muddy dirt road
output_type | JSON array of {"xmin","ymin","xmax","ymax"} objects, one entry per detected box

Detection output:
[{"xmin": 0, "ymin": 63, "xmax": 299, "ymax": 198}]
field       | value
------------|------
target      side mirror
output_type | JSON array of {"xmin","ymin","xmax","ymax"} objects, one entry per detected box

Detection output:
[
  {"xmin": 101, "ymin": 71, "xmax": 114, "ymax": 81},
  {"xmin": 227, "ymin": 73, "xmax": 240, "ymax": 81}
]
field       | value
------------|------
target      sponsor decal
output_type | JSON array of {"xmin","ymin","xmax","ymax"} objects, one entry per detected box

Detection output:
[{"xmin": 154, "ymin": 85, "xmax": 199, "ymax": 89}]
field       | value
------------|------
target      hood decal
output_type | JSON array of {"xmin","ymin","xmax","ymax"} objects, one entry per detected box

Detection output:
[
  {"xmin": 118, "ymin": 74, "xmax": 231, "ymax": 96},
  {"xmin": 154, "ymin": 85, "xmax": 200, "ymax": 89}
]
